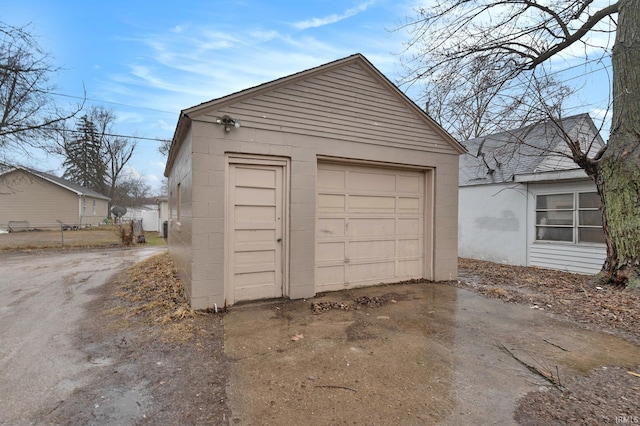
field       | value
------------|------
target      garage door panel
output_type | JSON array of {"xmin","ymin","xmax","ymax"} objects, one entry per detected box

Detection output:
[
  {"xmin": 398, "ymin": 259, "xmax": 421, "ymax": 276},
  {"xmin": 317, "ymin": 218, "xmax": 345, "ymax": 236},
  {"xmin": 348, "ymin": 218, "xmax": 395, "ymax": 236},
  {"xmin": 397, "ymin": 175, "xmax": 421, "ymax": 192},
  {"xmin": 398, "ymin": 239, "xmax": 420, "ymax": 256},
  {"xmin": 350, "ymin": 171, "xmax": 396, "ymax": 192},
  {"xmin": 316, "ymin": 265, "xmax": 345, "ymax": 288},
  {"xmin": 349, "ymin": 195, "xmax": 395, "ymax": 213},
  {"xmin": 348, "ymin": 261, "xmax": 395, "ymax": 282},
  {"xmin": 317, "ymin": 194, "xmax": 345, "ymax": 212},
  {"xmin": 349, "ymin": 240, "xmax": 395, "ymax": 259},
  {"xmin": 317, "ymin": 168, "xmax": 346, "ymax": 189},
  {"xmin": 316, "ymin": 163, "xmax": 425, "ymax": 291},
  {"xmin": 397, "ymin": 218, "xmax": 420, "ymax": 235},
  {"xmin": 317, "ymin": 241, "xmax": 345, "ymax": 262},
  {"xmin": 398, "ymin": 197, "xmax": 420, "ymax": 213}
]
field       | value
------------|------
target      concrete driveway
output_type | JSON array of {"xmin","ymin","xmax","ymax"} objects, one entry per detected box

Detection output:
[
  {"xmin": 0, "ymin": 247, "xmax": 164, "ymax": 425},
  {"xmin": 224, "ymin": 282, "xmax": 640, "ymax": 425}
]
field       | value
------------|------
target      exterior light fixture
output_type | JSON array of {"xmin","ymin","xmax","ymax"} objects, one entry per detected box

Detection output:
[{"xmin": 215, "ymin": 115, "xmax": 241, "ymax": 132}]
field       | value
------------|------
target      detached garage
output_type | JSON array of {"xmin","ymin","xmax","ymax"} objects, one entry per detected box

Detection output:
[{"xmin": 164, "ymin": 54, "xmax": 465, "ymax": 309}]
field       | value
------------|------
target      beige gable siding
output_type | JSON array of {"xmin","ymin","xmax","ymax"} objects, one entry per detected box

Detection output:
[
  {"xmin": 536, "ymin": 116, "xmax": 604, "ymax": 172},
  {"xmin": 200, "ymin": 63, "xmax": 457, "ymax": 156},
  {"xmin": 0, "ymin": 170, "xmax": 79, "ymax": 228}
]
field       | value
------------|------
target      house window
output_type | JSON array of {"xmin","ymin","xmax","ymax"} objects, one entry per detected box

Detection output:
[
  {"xmin": 536, "ymin": 192, "xmax": 605, "ymax": 244},
  {"xmin": 82, "ymin": 197, "xmax": 87, "ymax": 215},
  {"xmin": 92, "ymin": 199, "xmax": 96, "ymax": 215}
]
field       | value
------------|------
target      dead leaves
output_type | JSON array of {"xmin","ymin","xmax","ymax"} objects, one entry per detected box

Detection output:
[
  {"xmin": 458, "ymin": 258, "xmax": 640, "ymax": 345},
  {"xmin": 311, "ymin": 293, "xmax": 403, "ymax": 314}
]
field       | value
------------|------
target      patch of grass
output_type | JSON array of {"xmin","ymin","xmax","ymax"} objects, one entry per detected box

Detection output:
[{"xmin": 0, "ymin": 225, "xmax": 165, "ymax": 252}]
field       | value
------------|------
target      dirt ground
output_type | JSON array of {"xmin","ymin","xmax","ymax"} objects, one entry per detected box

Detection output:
[{"xmin": 28, "ymin": 254, "xmax": 640, "ymax": 425}]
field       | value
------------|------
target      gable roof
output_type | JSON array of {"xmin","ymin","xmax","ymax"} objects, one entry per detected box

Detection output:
[
  {"xmin": 0, "ymin": 165, "xmax": 111, "ymax": 200},
  {"xmin": 459, "ymin": 113, "xmax": 604, "ymax": 186},
  {"xmin": 165, "ymin": 53, "xmax": 465, "ymax": 175}
]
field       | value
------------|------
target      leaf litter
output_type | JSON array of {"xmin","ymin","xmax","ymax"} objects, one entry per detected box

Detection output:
[{"xmin": 456, "ymin": 258, "xmax": 640, "ymax": 425}]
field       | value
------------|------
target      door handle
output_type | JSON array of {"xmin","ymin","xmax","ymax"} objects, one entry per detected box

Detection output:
[{"xmin": 277, "ymin": 238, "xmax": 282, "ymax": 242}]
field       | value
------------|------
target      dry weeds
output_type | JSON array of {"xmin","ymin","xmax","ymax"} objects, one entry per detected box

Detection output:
[{"xmin": 110, "ymin": 252, "xmax": 201, "ymax": 343}]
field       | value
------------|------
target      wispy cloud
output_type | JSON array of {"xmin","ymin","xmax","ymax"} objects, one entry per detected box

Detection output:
[{"xmin": 292, "ymin": 1, "xmax": 375, "ymax": 30}]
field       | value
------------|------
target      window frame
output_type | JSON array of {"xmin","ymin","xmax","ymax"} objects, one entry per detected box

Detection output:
[{"xmin": 535, "ymin": 191, "xmax": 604, "ymax": 245}]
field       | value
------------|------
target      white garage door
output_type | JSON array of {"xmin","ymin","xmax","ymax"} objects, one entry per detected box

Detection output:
[{"xmin": 316, "ymin": 163, "xmax": 425, "ymax": 293}]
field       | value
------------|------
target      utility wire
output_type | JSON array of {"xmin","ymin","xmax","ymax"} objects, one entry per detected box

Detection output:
[{"xmin": 47, "ymin": 126, "xmax": 171, "ymax": 143}]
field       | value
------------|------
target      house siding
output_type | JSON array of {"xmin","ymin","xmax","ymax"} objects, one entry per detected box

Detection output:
[
  {"xmin": 166, "ymin": 56, "xmax": 462, "ymax": 309},
  {"xmin": 529, "ymin": 243, "xmax": 606, "ymax": 274},
  {"xmin": 1, "ymin": 169, "xmax": 78, "ymax": 228},
  {"xmin": 458, "ymin": 182, "xmax": 528, "ymax": 265}
]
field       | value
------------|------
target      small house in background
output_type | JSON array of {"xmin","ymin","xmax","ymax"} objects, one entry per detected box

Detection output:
[
  {"xmin": 164, "ymin": 54, "xmax": 465, "ymax": 309},
  {"xmin": 0, "ymin": 165, "xmax": 110, "ymax": 231},
  {"xmin": 458, "ymin": 113, "xmax": 606, "ymax": 274}
]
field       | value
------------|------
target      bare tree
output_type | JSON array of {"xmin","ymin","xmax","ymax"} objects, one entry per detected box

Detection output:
[
  {"xmin": 110, "ymin": 168, "xmax": 151, "ymax": 209},
  {"xmin": 420, "ymin": 57, "xmax": 573, "ymax": 142},
  {"xmin": 0, "ymin": 22, "xmax": 81, "ymax": 157},
  {"xmin": 57, "ymin": 106, "xmax": 135, "ymax": 202},
  {"xmin": 400, "ymin": 1, "xmax": 639, "ymax": 287},
  {"xmin": 158, "ymin": 138, "xmax": 172, "ymax": 158}
]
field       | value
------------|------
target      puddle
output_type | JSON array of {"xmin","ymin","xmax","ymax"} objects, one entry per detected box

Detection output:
[{"xmin": 224, "ymin": 283, "xmax": 640, "ymax": 425}]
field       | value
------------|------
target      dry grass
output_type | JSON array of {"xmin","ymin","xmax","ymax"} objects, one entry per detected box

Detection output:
[
  {"xmin": 112, "ymin": 252, "xmax": 200, "ymax": 343},
  {"xmin": 0, "ymin": 225, "xmax": 166, "ymax": 251}
]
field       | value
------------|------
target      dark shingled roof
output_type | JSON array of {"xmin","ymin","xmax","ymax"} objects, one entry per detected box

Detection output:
[{"xmin": 459, "ymin": 113, "xmax": 603, "ymax": 186}]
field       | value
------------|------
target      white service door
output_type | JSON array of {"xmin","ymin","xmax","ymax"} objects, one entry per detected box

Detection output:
[
  {"xmin": 316, "ymin": 163, "xmax": 424, "ymax": 292},
  {"xmin": 228, "ymin": 164, "xmax": 284, "ymax": 302}
]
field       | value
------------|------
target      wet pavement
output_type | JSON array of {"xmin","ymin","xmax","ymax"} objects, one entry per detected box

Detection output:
[
  {"xmin": 0, "ymin": 247, "xmax": 164, "ymax": 425},
  {"xmin": 224, "ymin": 282, "xmax": 640, "ymax": 425}
]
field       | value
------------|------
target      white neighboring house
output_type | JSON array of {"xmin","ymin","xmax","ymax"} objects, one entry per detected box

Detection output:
[
  {"xmin": 120, "ymin": 205, "xmax": 159, "ymax": 232},
  {"xmin": 458, "ymin": 113, "xmax": 606, "ymax": 274}
]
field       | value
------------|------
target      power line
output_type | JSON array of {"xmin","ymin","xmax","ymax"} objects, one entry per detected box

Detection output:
[
  {"xmin": 48, "ymin": 91, "xmax": 178, "ymax": 116},
  {"xmin": 47, "ymin": 126, "xmax": 171, "ymax": 143}
]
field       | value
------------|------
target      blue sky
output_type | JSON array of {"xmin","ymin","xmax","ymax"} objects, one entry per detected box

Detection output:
[{"xmin": 3, "ymin": 0, "xmax": 613, "ymax": 194}]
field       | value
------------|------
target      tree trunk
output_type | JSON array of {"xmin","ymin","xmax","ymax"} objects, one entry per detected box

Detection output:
[{"xmin": 594, "ymin": 0, "xmax": 640, "ymax": 287}]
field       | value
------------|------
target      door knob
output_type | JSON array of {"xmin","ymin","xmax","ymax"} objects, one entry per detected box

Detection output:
[{"xmin": 277, "ymin": 238, "xmax": 282, "ymax": 242}]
